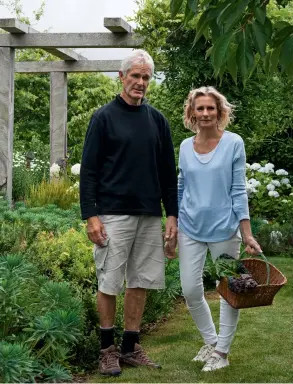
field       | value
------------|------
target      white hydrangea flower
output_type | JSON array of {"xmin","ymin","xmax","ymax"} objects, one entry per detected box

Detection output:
[
  {"xmin": 262, "ymin": 219, "xmax": 269, "ymax": 224},
  {"xmin": 246, "ymin": 163, "xmax": 251, "ymax": 169},
  {"xmin": 50, "ymin": 163, "xmax": 60, "ymax": 177},
  {"xmin": 248, "ymin": 178, "xmax": 261, "ymax": 187},
  {"xmin": 270, "ymin": 230, "xmax": 282, "ymax": 245},
  {"xmin": 271, "ymin": 180, "xmax": 281, "ymax": 187},
  {"xmin": 266, "ymin": 184, "xmax": 275, "ymax": 191},
  {"xmin": 281, "ymin": 200, "xmax": 289, "ymax": 203},
  {"xmin": 250, "ymin": 163, "xmax": 261, "ymax": 170},
  {"xmin": 258, "ymin": 167, "xmax": 266, "ymax": 173},
  {"xmin": 290, "ymin": 192, "xmax": 293, "ymax": 196},
  {"xmin": 276, "ymin": 169, "xmax": 288, "ymax": 176},
  {"xmin": 281, "ymin": 178, "xmax": 290, "ymax": 185},
  {"xmin": 71, "ymin": 163, "xmax": 81, "ymax": 176},
  {"xmin": 268, "ymin": 190, "xmax": 279, "ymax": 197},
  {"xmin": 265, "ymin": 163, "xmax": 274, "ymax": 170}
]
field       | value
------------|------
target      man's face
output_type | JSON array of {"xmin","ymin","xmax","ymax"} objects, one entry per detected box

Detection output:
[{"xmin": 119, "ymin": 63, "xmax": 152, "ymax": 105}]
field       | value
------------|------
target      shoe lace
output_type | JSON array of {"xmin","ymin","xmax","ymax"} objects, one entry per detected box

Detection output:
[
  {"xmin": 134, "ymin": 349, "xmax": 153, "ymax": 364},
  {"xmin": 205, "ymin": 354, "xmax": 221, "ymax": 368},
  {"xmin": 103, "ymin": 351, "xmax": 120, "ymax": 367}
]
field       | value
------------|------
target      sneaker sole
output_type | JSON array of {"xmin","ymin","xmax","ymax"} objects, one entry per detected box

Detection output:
[{"xmin": 202, "ymin": 363, "xmax": 229, "ymax": 372}]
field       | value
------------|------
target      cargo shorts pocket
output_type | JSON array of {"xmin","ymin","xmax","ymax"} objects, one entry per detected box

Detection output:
[{"xmin": 93, "ymin": 238, "xmax": 110, "ymax": 279}]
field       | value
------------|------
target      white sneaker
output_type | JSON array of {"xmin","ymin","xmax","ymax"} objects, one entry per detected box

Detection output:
[
  {"xmin": 202, "ymin": 352, "xmax": 229, "ymax": 372},
  {"xmin": 192, "ymin": 344, "xmax": 215, "ymax": 363}
]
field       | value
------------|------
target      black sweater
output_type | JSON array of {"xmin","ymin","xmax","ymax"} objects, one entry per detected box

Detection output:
[{"xmin": 80, "ymin": 95, "xmax": 178, "ymax": 220}]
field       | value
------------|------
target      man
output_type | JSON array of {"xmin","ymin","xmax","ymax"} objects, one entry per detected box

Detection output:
[{"xmin": 80, "ymin": 49, "xmax": 178, "ymax": 376}]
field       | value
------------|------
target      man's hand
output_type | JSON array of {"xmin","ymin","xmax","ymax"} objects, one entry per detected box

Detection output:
[
  {"xmin": 243, "ymin": 235, "xmax": 262, "ymax": 255},
  {"xmin": 87, "ymin": 216, "xmax": 107, "ymax": 246}
]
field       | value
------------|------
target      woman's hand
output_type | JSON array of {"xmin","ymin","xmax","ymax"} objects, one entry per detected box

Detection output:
[
  {"xmin": 243, "ymin": 235, "xmax": 262, "ymax": 255},
  {"xmin": 164, "ymin": 237, "xmax": 177, "ymax": 259}
]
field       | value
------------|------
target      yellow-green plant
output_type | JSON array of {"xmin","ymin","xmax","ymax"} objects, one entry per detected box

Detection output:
[
  {"xmin": 26, "ymin": 228, "xmax": 95, "ymax": 288},
  {"xmin": 26, "ymin": 179, "xmax": 78, "ymax": 209}
]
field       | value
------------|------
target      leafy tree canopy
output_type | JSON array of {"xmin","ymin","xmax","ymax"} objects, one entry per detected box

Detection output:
[{"xmin": 167, "ymin": 0, "xmax": 293, "ymax": 83}]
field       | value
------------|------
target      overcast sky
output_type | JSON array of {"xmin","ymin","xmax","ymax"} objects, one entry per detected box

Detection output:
[{"xmin": 0, "ymin": 0, "xmax": 139, "ymax": 60}]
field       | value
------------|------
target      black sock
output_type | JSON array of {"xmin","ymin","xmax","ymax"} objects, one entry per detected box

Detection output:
[
  {"xmin": 100, "ymin": 327, "xmax": 115, "ymax": 350},
  {"xmin": 121, "ymin": 330, "xmax": 140, "ymax": 354}
]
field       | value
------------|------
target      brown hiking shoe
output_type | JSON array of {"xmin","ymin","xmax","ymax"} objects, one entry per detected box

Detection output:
[
  {"xmin": 99, "ymin": 345, "xmax": 121, "ymax": 376},
  {"xmin": 120, "ymin": 343, "xmax": 161, "ymax": 368}
]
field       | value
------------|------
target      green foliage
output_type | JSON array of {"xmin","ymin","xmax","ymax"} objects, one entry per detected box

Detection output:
[
  {"xmin": 168, "ymin": 0, "xmax": 293, "ymax": 83},
  {"xmin": 0, "ymin": 342, "xmax": 37, "ymax": 383},
  {"xmin": 256, "ymin": 222, "xmax": 293, "ymax": 256},
  {"xmin": 0, "ymin": 253, "xmax": 84, "ymax": 382},
  {"xmin": 26, "ymin": 179, "xmax": 79, "ymax": 210},
  {"xmin": 26, "ymin": 228, "xmax": 95, "ymax": 288},
  {"xmin": 0, "ymin": 199, "xmax": 81, "ymax": 254},
  {"xmin": 42, "ymin": 364, "xmax": 72, "ymax": 383},
  {"xmin": 13, "ymin": 140, "xmax": 50, "ymax": 201}
]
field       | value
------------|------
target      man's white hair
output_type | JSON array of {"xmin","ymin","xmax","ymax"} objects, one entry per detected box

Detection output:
[{"xmin": 120, "ymin": 49, "xmax": 154, "ymax": 76}]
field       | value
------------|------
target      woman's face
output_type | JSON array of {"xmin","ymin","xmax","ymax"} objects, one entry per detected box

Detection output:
[{"xmin": 193, "ymin": 95, "xmax": 219, "ymax": 130}]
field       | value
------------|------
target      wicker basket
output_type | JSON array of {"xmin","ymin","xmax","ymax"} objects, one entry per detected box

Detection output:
[{"xmin": 217, "ymin": 258, "xmax": 287, "ymax": 309}]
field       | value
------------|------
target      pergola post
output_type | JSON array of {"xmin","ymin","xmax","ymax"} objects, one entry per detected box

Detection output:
[
  {"xmin": 50, "ymin": 72, "xmax": 67, "ymax": 165},
  {"xmin": 0, "ymin": 47, "xmax": 15, "ymax": 203}
]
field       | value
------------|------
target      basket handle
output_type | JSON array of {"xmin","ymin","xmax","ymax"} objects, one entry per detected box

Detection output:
[{"xmin": 240, "ymin": 250, "xmax": 270, "ymax": 285}]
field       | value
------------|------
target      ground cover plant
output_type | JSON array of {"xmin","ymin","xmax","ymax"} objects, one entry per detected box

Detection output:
[{"xmin": 0, "ymin": 254, "xmax": 84, "ymax": 383}]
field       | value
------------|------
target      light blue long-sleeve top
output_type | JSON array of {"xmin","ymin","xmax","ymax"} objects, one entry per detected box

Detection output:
[{"xmin": 178, "ymin": 131, "xmax": 250, "ymax": 242}]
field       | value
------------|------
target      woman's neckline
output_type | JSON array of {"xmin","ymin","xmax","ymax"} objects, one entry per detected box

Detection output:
[{"xmin": 193, "ymin": 131, "xmax": 226, "ymax": 155}]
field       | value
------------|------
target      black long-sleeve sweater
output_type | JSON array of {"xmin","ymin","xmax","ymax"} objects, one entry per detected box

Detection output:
[{"xmin": 80, "ymin": 95, "xmax": 178, "ymax": 220}]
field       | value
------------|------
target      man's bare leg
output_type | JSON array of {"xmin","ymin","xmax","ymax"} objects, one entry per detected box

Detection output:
[
  {"xmin": 124, "ymin": 288, "xmax": 146, "ymax": 330},
  {"xmin": 97, "ymin": 290, "xmax": 116, "ymax": 327}
]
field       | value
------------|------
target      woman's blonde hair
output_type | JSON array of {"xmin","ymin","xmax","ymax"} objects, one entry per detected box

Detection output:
[{"xmin": 183, "ymin": 86, "xmax": 235, "ymax": 133}]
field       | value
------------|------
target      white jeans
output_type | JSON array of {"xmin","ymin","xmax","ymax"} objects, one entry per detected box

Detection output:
[{"xmin": 178, "ymin": 230, "xmax": 242, "ymax": 354}]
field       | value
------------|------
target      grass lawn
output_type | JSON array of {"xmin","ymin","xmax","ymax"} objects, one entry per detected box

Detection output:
[{"xmin": 88, "ymin": 257, "xmax": 293, "ymax": 383}]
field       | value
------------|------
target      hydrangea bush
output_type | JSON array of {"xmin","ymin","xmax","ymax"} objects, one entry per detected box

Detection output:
[{"xmin": 246, "ymin": 162, "xmax": 293, "ymax": 221}]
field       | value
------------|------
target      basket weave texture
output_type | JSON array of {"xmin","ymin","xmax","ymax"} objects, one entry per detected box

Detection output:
[{"xmin": 216, "ymin": 258, "xmax": 287, "ymax": 309}]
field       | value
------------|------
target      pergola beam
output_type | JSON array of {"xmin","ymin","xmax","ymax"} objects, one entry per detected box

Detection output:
[
  {"xmin": 15, "ymin": 60, "xmax": 121, "ymax": 73},
  {"xmin": 104, "ymin": 18, "xmax": 132, "ymax": 33},
  {"xmin": 0, "ymin": 32, "xmax": 143, "ymax": 48},
  {"xmin": 0, "ymin": 18, "xmax": 87, "ymax": 61}
]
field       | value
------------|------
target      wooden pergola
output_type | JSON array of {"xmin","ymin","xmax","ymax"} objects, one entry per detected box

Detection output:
[{"xmin": 0, "ymin": 17, "xmax": 143, "ymax": 202}]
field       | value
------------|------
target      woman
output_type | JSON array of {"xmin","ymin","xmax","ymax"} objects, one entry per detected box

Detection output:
[{"xmin": 178, "ymin": 86, "xmax": 262, "ymax": 372}]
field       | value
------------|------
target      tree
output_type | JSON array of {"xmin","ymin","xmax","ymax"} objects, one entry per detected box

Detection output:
[
  {"xmin": 132, "ymin": 0, "xmax": 293, "ymax": 171},
  {"xmin": 169, "ymin": 0, "xmax": 293, "ymax": 84}
]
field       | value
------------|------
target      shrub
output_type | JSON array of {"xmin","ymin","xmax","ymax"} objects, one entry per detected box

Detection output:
[
  {"xmin": 256, "ymin": 222, "xmax": 293, "ymax": 257},
  {"xmin": 0, "ymin": 200, "xmax": 82, "ymax": 254},
  {"xmin": 26, "ymin": 179, "xmax": 79, "ymax": 209},
  {"xmin": 26, "ymin": 228, "xmax": 95, "ymax": 288}
]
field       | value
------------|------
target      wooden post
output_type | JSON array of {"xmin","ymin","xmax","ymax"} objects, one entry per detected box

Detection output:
[
  {"xmin": 0, "ymin": 47, "xmax": 15, "ymax": 203},
  {"xmin": 50, "ymin": 72, "xmax": 67, "ymax": 165}
]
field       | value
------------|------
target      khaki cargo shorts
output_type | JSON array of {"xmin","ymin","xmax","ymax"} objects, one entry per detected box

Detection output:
[{"xmin": 93, "ymin": 215, "xmax": 165, "ymax": 295}]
